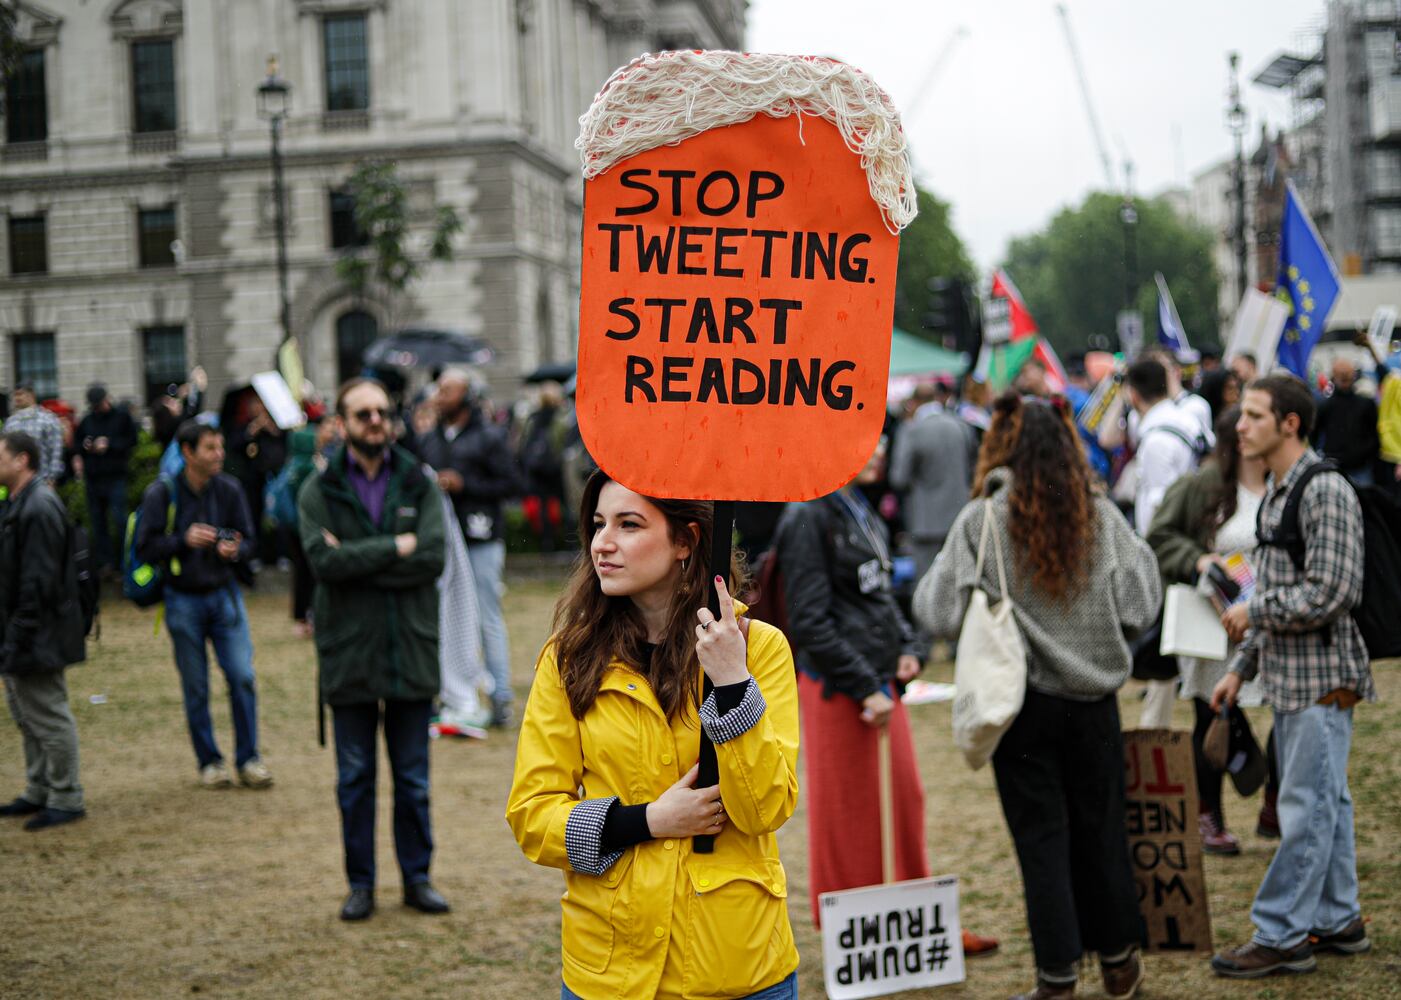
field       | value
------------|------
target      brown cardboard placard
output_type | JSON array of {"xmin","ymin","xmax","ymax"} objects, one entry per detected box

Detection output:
[{"xmin": 1123, "ymin": 729, "xmax": 1213, "ymax": 954}]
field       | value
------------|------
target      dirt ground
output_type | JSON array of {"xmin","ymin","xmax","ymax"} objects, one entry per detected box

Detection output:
[{"xmin": 1, "ymin": 567, "xmax": 1398, "ymax": 999}]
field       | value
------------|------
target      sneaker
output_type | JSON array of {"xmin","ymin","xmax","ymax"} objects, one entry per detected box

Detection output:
[
  {"xmin": 1211, "ymin": 939, "xmax": 1316, "ymax": 978},
  {"xmin": 1310, "ymin": 917, "xmax": 1371, "ymax": 955},
  {"xmin": 1199, "ymin": 810, "xmax": 1241, "ymax": 855},
  {"xmin": 961, "ymin": 928, "xmax": 999, "ymax": 957},
  {"xmin": 23, "ymin": 807, "xmax": 86, "ymax": 831},
  {"xmin": 1101, "ymin": 948, "xmax": 1144, "ymax": 999},
  {"xmin": 1257, "ymin": 790, "xmax": 1281, "ymax": 838},
  {"xmin": 238, "ymin": 758, "xmax": 274, "ymax": 789},
  {"xmin": 1010, "ymin": 977, "xmax": 1076, "ymax": 999},
  {"xmin": 0, "ymin": 796, "xmax": 44, "ymax": 817},
  {"xmin": 199, "ymin": 762, "xmax": 233, "ymax": 789}
]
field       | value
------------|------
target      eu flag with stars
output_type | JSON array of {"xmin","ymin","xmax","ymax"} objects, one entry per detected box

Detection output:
[{"xmin": 1275, "ymin": 182, "xmax": 1340, "ymax": 379}]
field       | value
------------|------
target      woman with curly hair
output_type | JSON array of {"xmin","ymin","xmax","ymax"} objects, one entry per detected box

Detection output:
[
  {"xmin": 915, "ymin": 393, "xmax": 1162, "ymax": 1000},
  {"xmin": 507, "ymin": 469, "xmax": 801, "ymax": 999}
]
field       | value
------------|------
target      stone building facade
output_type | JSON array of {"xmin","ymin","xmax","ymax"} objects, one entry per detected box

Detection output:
[{"xmin": 0, "ymin": 0, "xmax": 745, "ymax": 406}]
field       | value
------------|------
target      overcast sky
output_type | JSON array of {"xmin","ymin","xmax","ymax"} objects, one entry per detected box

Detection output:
[{"xmin": 748, "ymin": 0, "xmax": 1326, "ymax": 271}]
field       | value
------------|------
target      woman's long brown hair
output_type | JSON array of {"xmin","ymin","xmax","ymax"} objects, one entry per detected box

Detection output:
[
  {"xmin": 551, "ymin": 469, "xmax": 741, "ymax": 721},
  {"xmin": 1197, "ymin": 404, "xmax": 1244, "ymax": 544},
  {"xmin": 971, "ymin": 392, "xmax": 1096, "ymax": 601}
]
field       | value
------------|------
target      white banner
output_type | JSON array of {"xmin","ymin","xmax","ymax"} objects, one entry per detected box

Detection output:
[
  {"xmin": 820, "ymin": 875, "xmax": 964, "ymax": 999},
  {"xmin": 1226, "ymin": 290, "xmax": 1288, "ymax": 372},
  {"xmin": 1367, "ymin": 305, "xmax": 1397, "ymax": 360},
  {"xmin": 250, "ymin": 370, "xmax": 306, "ymax": 431}
]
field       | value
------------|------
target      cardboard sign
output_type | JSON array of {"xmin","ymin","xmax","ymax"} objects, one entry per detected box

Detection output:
[
  {"xmin": 819, "ymin": 875, "xmax": 965, "ymax": 999},
  {"xmin": 1123, "ymin": 729, "xmax": 1213, "ymax": 955},
  {"xmin": 1367, "ymin": 305, "xmax": 1397, "ymax": 360},
  {"xmin": 576, "ymin": 114, "xmax": 899, "ymax": 501}
]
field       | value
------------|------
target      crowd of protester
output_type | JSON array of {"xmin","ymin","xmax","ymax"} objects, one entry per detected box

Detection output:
[{"xmin": 1, "ymin": 332, "xmax": 1395, "ymax": 997}]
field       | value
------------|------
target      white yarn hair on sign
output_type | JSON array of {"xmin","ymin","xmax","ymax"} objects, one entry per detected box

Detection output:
[{"xmin": 577, "ymin": 50, "xmax": 918, "ymax": 234}]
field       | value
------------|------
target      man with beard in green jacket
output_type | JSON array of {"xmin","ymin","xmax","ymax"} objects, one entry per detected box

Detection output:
[{"xmin": 298, "ymin": 377, "xmax": 448, "ymax": 922}]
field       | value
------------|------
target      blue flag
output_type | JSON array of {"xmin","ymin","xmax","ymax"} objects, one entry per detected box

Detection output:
[
  {"xmin": 1155, "ymin": 272, "xmax": 1190, "ymax": 354},
  {"xmin": 1275, "ymin": 182, "xmax": 1340, "ymax": 379}
]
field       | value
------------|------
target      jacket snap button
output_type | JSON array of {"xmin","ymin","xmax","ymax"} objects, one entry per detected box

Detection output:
[
  {"xmin": 627, "ymin": 683, "xmax": 636, "ymax": 690},
  {"xmin": 663, "ymin": 839, "xmax": 675, "ymax": 850},
  {"xmin": 698, "ymin": 878, "xmax": 711, "ymax": 887},
  {"xmin": 661, "ymin": 753, "xmax": 672, "ymax": 764},
  {"xmin": 771, "ymin": 882, "xmax": 782, "ymax": 893},
  {"xmin": 653, "ymin": 926, "xmax": 665, "ymax": 938}
]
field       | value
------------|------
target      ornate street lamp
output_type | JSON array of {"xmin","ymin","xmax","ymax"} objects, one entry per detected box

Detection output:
[{"xmin": 257, "ymin": 57, "xmax": 293, "ymax": 350}]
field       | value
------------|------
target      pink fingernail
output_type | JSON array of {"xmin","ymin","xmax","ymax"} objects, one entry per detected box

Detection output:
[{"xmin": 715, "ymin": 575, "xmax": 722, "ymax": 583}]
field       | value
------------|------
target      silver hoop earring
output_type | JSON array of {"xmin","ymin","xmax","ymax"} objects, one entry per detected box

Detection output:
[{"xmin": 681, "ymin": 557, "xmax": 689, "ymax": 574}]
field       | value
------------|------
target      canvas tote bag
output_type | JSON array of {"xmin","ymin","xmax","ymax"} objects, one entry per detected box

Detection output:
[{"xmin": 952, "ymin": 503, "xmax": 1028, "ymax": 770}]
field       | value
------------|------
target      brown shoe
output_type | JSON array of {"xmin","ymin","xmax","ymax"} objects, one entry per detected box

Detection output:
[
  {"xmin": 1211, "ymin": 939, "xmax": 1316, "ymax": 978},
  {"xmin": 1310, "ymin": 916, "xmax": 1371, "ymax": 955},
  {"xmin": 962, "ymin": 928, "xmax": 1000, "ymax": 957},
  {"xmin": 1010, "ymin": 977, "xmax": 1075, "ymax": 999},
  {"xmin": 1101, "ymin": 949, "xmax": 1145, "ymax": 999}
]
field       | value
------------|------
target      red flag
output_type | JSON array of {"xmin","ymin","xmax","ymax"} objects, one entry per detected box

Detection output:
[{"xmin": 988, "ymin": 269, "xmax": 1067, "ymax": 393}]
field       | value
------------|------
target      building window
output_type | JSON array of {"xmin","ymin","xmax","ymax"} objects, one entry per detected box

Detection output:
[
  {"xmin": 329, "ymin": 190, "xmax": 368, "ymax": 249},
  {"xmin": 323, "ymin": 14, "xmax": 369, "ymax": 112},
  {"xmin": 336, "ymin": 310, "xmax": 378, "ymax": 384},
  {"xmin": 5, "ymin": 49, "xmax": 47, "ymax": 144},
  {"xmin": 8, "ymin": 214, "xmax": 47, "ymax": 275},
  {"xmin": 132, "ymin": 39, "xmax": 176, "ymax": 133},
  {"xmin": 142, "ymin": 326, "xmax": 187, "ymax": 404},
  {"xmin": 13, "ymin": 333, "xmax": 58, "ymax": 400},
  {"xmin": 138, "ymin": 206, "xmax": 177, "ymax": 267}
]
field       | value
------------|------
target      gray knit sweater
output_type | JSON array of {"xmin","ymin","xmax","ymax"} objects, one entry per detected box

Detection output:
[{"xmin": 913, "ymin": 467, "xmax": 1162, "ymax": 701}]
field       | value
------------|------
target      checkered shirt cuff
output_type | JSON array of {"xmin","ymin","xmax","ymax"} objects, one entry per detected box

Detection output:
[
  {"xmin": 565, "ymin": 796, "xmax": 625, "ymax": 875},
  {"xmin": 698, "ymin": 677, "xmax": 766, "ymax": 744}
]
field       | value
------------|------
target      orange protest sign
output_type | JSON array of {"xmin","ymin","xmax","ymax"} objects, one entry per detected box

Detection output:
[{"xmin": 577, "ymin": 110, "xmax": 901, "ymax": 502}]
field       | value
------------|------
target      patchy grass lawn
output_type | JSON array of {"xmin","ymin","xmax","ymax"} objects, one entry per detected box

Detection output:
[{"xmin": 1, "ymin": 567, "xmax": 1397, "ymax": 998}]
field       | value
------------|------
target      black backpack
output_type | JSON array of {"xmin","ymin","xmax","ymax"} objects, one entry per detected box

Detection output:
[
  {"xmin": 69, "ymin": 521, "xmax": 101, "ymax": 639},
  {"xmin": 1258, "ymin": 460, "xmax": 1401, "ymax": 660}
]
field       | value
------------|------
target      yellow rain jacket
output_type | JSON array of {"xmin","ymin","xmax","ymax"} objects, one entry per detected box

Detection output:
[{"xmin": 506, "ymin": 615, "xmax": 800, "ymax": 1000}]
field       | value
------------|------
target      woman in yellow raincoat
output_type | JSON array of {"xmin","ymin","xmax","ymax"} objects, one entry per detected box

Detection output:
[{"xmin": 507, "ymin": 469, "xmax": 800, "ymax": 1000}]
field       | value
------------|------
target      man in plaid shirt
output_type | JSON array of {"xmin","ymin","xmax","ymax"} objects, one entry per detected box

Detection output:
[
  {"xmin": 3, "ymin": 384, "xmax": 65, "ymax": 483},
  {"xmin": 1211, "ymin": 374, "xmax": 1376, "ymax": 979}
]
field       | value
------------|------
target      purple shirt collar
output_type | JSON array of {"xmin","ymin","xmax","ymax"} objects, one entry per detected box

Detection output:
[{"xmin": 345, "ymin": 448, "xmax": 392, "ymax": 527}]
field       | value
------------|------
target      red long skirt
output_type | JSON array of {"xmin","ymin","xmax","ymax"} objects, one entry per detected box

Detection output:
[{"xmin": 798, "ymin": 672, "xmax": 930, "ymax": 927}]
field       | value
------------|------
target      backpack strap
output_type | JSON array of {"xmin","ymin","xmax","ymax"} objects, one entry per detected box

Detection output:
[
  {"xmin": 1256, "ymin": 458, "xmax": 1340, "ymax": 571},
  {"xmin": 1142, "ymin": 422, "xmax": 1207, "ymax": 457}
]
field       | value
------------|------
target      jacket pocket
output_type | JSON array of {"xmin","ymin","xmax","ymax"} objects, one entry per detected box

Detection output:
[
  {"xmin": 683, "ymin": 859, "xmax": 793, "ymax": 998},
  {"xmin": 561, "ymin": 848, "xmax": 635, "ymax": 975}
]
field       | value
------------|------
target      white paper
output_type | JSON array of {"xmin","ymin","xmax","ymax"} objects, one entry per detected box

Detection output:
[
  {"xmin": 820, "ymin": 875, "xmax": 964, "ymax": 999},
  {"xmin": 1159, "ymin": 583, "xmax": 1228, "ymax": 661},
  {"xmin": 250, "ymin": 371, "xmax": 306, "ymax": 431},
  {"xmin": 1227, "ymin": 289, "xmax": 1289, "ymax": 372},
  {"xmin": 1367, "ymin": 305, "xmax": 1397, "ymax": 360}
]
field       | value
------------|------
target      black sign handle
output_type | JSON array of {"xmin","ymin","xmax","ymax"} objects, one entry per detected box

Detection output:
[{"xmin": 694, "ymin": 499, "xmax": 735, "ymax": 854}]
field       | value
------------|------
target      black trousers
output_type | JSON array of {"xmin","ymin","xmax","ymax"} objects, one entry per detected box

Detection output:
[{"xmin": 992, "ymin": 687, "xmax": 1143, "ymax": 973}]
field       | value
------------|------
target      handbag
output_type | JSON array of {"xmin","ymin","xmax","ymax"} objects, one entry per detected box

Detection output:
[{"xmin": 952, "ymin": 504, "xmax": 1028, "ymax": 770}]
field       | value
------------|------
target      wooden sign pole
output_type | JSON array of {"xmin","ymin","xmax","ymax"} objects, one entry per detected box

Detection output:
[{"xmin": 694, "ymin": 498, "xmax": 735, "ymax": 854}]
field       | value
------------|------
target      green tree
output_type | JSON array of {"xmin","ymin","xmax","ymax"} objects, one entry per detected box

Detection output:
[
  {"xmin": 894, "ymin": 185, "xmax": 976, "ymax": 337},
  {"xmin": 335, "ymin": 160, "xmax": 463, "ymax": 312},
  {"xmin": 1000, "ymin": 191, "xmax": 1220, "ymax": 358}
]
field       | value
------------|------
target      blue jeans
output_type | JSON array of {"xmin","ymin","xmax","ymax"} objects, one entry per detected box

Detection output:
[
  {"xmin": 1250, "ymin": 703, "xmax": 1361, "ymax": 949},
  {"xmin": 86, "ymin": 476, "xmax": 126, "ymax": 570},
  {"xmin": 466, "ymin": 540, "xmax": 512, "ymax": 710},
  {"xmin": 561, "ymin": 971, "xmax": 797, "ymax": 1000},
  {"xmin": 164, "ymin": 586, "xmax": 259, "ymax": 769},
  {"xmin": 332, "ymin": 699, "xmax": 434, "ymax": 891}
]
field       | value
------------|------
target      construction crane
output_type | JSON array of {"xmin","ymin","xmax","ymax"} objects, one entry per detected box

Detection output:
[
  {"xmin": 1055, "ymin": 3, "xmax": 1117, "ymax": 189},
  {"xmin": 904, "ymin": 26, "xmax": 970, "ymax": 124}
]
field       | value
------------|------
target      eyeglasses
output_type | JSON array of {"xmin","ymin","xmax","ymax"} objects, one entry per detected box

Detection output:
[{"xmin": 350, "ymin": 407, "xmax": 391, "ymax": 423}]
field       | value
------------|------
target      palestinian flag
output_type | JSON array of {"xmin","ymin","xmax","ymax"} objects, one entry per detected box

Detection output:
[{"xmin": 981, "ymin": 269, "xmax": 1068, "ymax": 393}]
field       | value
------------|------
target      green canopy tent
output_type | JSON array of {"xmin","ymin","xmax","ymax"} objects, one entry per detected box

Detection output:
[{"xmin": 888, "ymin": 327, "xmax": 969, "ymax": 377}]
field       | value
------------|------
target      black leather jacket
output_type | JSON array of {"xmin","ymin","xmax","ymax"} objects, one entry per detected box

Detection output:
[
  {"xmin": 0, "ymin": 479, "xmax": 85, "ymax": 673},
  {"xmin": 413, "ymin": 409, "xmax": 520, "ymax": 542},
  {"xmin": 774, "ymin": 490, "xmax": 922, "ymax": 703}
]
